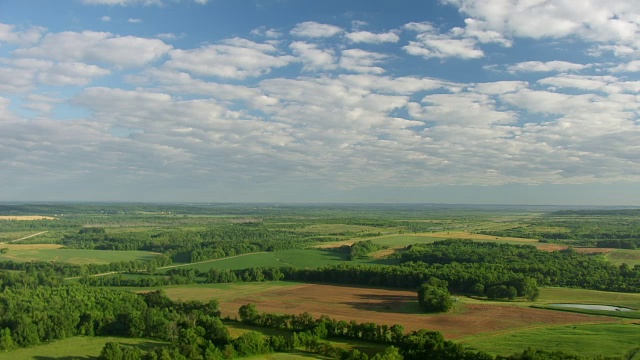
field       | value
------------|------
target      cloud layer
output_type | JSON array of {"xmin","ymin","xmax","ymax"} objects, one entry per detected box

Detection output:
[{"xmin": 1, "ymin": 0, "xmax": 640, "ymax": 203}]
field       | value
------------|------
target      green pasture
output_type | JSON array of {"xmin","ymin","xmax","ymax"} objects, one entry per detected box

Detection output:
[
  {"xmin": 291, "ymin": 224, "xmax": 390, "ymax": 235},
  {"xmin": 605, "ymin": 249, "xmax": 640, "ymax": 267},
  {"xmin": 0, "ymin": 248, "xmax": 160, "ymax": 264},
  {"xmin": 460, "ymin": 323, "xmax": 640, "ymax": 358},
  {"xmin": 3, "ymin": 336, "xmax": 166, "ymax": 360},
  {"xmin": 160, "ymin": 249, "xmax": 354, "ymax": 272},
  {"xmin": 537, "ymin": 287, "xmax": 640, "ymax": 310},
  {"xmin": 125, "ymin": 281, "xmax": 303, "ymax": 302}
]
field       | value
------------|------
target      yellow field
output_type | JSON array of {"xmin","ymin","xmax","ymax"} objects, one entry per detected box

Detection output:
[
  {"xmin": 0, "ymin": 215, "xmax": 57, "ymax": 220},
  {"xmin": 421, "ymin": 231, "xmax": 539, "ymax": 243},
  {"xmin": 0, "ymin": 243, "xmax": 64, "ymax": 250}
]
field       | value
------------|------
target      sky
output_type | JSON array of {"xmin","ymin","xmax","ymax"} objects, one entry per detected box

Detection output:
[{"xmin": 1, "ymin": 0, "xmax": 640, "ymax": 205}]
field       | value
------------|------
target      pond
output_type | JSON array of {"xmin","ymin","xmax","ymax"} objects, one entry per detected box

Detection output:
[{"xmin": 549, "ymin": 303, "xmax": 633, "ymax": 312}]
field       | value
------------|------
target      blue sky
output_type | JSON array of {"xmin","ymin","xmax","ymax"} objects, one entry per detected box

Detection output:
[{"xmin": 1, "ymin": 0, "xmax": 640, "ymax": 205}]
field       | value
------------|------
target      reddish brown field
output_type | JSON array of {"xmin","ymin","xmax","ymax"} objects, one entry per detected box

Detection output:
[
  {"xmin": 574, "ymin": 247, "xmax": 616, "ymax": 254},
  {"xmin": 535, "ymin": 244, "xmax": 568, "ymax": 252},
  {"xmin": 217, "ymin": 283, "xmax": 617, "ymax": 340}
]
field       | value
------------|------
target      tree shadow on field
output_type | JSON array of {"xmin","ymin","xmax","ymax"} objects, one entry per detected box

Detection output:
[{"xmin": 341, "ymin": 293, "xmax": 423, "ymax": 314}]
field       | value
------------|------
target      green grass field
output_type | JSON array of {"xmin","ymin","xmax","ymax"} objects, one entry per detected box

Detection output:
[
  {"xmin": 160, "ymin": 249, "xmax": 353, "ymax": 272},
  {"xmin": 124, "ymin": 281, "xmax": 302, "ymax": 302},
  {"xmin": 0, "ymin": 248, "xmax": 160, "ymax": 264},
  {"xmin": 537, "ymin": 287, "xmax": 640, "ymax": 309},
  {"xmin": 3, "ymin": 336, "xmax": 166, "ymax": 360},
  {"xmin": 605, "ymin": 249, "xmax": 640, "ymax": 267},
  {"xmin": 460, "ymin": 323, "xmax": 640, "ymax": 358},
  {"xmin": 291, "ymin": 224, "xmax": 391, "ymax": 235}
]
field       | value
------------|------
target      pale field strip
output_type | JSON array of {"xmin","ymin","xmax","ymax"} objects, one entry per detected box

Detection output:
[{"xmin": 0, "ymin": 215, "xmax": 56, "ymax": 220}]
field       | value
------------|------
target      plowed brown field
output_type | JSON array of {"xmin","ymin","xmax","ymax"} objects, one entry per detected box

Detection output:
[{"xmin": 216, "ymin": 284, "xmax": 617, "ymax": 339}]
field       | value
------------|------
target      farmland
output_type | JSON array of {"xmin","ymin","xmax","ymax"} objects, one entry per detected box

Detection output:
[
  {"xmin": 6, "ymin": 336, "xmax": 166, "ymax": 360},
  {"xmin": 139, "ymin": 282, "xmax": 634, "ymax": 340},
  {"xmin": 0, "ymin": 203, "xmax": 639, "ymax": 359},
  {"xmin": 0, "ymin": 245, "xmax": 161, "ymax": 265}
]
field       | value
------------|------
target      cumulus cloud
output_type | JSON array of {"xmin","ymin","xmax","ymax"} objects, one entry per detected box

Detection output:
[
  {"xmin": 290, "ymin": 21, "xmax": 344, "ymax": 38},
  {"xmin": 290, "ymin": 41, "xmax": 336, "ymax": 71},
  {"xmin": 14, "ymin": 31, "xmax": 172, "ymax": 67},
  {"xmin": 165, "ymin": 38, "xmax": 295, "ymax": 79},
  {"xmin": 507, "ymin": 61, "xmax": 591, "ymax": 73},
  {"xmin": 443, "ymin": 0, "xmax": 640, "ymax": 50},
  {"xmin": 408, "ymin": 92, "xmax": 517, "ymax": 126},
  {"xmin": 610, "ymin": 60, "xmax": 640, "ymax": 72},
  {"xmin": 339, "ymin": 49, "xmax": 388, "ymax": 74},
  {"xmin": 403, "ymin": 21, "xmax": 485, "ymax": 59},
  {"xmin": 346, "ymin": 31, "xmax": 400, "ymax": 43},
  {"xmin": 250, "ymin": 26, "xmax": 282, "ymax": 38},
  {"xmin": 0, "ymin": 23, "xmax": 45, "ymax": 45}
]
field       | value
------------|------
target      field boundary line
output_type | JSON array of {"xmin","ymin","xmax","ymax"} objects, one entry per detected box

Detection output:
[
  {"xmin": 157, "ymin": 251, "xmax": 268, "ymax": 270},
  {"xmin": 2, "ymin": 231, "xmax": 49, "ymax": 244}
]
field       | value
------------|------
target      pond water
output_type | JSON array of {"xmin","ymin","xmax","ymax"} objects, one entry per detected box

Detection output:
[{"xmin": 550, "ymin": 303, "xmax": 633, "ymax": 312}]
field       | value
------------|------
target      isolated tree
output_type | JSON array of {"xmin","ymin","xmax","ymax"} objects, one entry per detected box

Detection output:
[{"xmin": 417, "ymin": 284, "xmax": 453, "ymax": 313}]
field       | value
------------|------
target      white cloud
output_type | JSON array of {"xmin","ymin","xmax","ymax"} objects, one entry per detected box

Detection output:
[
  {"xmin": 472, "ymin": 81, "xmax": 528, "ymax": 95},
  {"xmin": 443, "ymin": 0, "xmax": 640, "ymax": 52},
  {"xmin": 290, "ymin": 41, "xmax": 336, "ymax": 71},
  {"xmin": 404, "ymin": 36, "xmax": 484, "ymax": 59},
  {"xmin": 456, "ymin": 18, "xmax": 512, "ymax": 47},
  {"xmin": 128, "ymin": 18, "xmax": 142, "ymax": 23},
  {"xmin": 537, "ymin": 75, "xmax": 618, "ymax": 92},
  {"xmin": 346, "ymin": 31, "xmax": 400, "ymax": 44},
  {"xmin": 339, "ymin": 49, "xmax": 388, "ymax": 74},
  {"xmin": 290, "ymin": 21, "xmax": 344, "ymax": 38},
  {"xmin": 610, "ymin": 60, "xmax": 640, "ymax": 72},
  {"xmin": 15, "ymin": 31, "xmax": 172, "ymax": 67},
  {"xmin": 0, "ymin": 23, "xmax": 45, "ymax": 45},
  {"xmin": 156, "ymin": 33, "xmax": 185, "ymax": 40},
  {"xmin": 37, "ymin": 62, "xmax": 111, "ymax": 86},
  {"xmin": 101, "ymin": 16, "xmax": 111, "ymax": 22},
  {"xmin": 507, "ymin": 61, "xmax": 590, "ymax": 73},
  {"xmin": 408, "ymin": 92, "xmax": 517, "ymax": 126},
  {"xmin": 250, "ymin": 26, "xmax": 282, "ymax": 38},
  {"xmin": 165, "ymin": 38, "xmax": 295, "ymax": 79},
  {"xmin": 23, "ymin": 94, "xmax": 64, "ymax": 114},
  {"xmin": 403, "ymin": 21, "xmax": 485, "ymax": 59}
]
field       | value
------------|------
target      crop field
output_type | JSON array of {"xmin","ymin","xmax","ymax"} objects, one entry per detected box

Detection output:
[
  {"xmin": 0, "ymin": 215, "xmax": 57, "ymax": 220},
  {"xmin": 6, "ymin": 336, "xmax": 166, "ymax": 360},
  {"xmin": 605, "ymin": 249, "xmax": 640, "ymax": 267},
  {"xmin": 536, "ymin": 287, "xmax": 640, "ymax": 309},
  {"xmin": 0, "ymin": 247, "xmax": 160, "ymax": 264},
  {"xmin": 152, "ymin": 282, "xmax": 619, "ymax": 341},
  {"xmin": 291, "ymin": 224, "xmax": 391, "ymax": 235},
  {"xmin": 461, "ymin": 323, "xmax": 640, "ymax": 358},
  {"xmin": 160, "ymin": 249, "xmax": 354, "ymax": 272}
]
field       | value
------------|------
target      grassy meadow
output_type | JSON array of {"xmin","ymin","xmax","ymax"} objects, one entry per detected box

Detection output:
[
  {"xmin": 605, "ymin": 249, "xmax": 640, "ymax": 267},
  {"xmin": 3, "ymin": 336, "xmax": 166, "ymax": 360},
  {"xmin": 0, "ymin": 247, "xmax": 160, "ymax": 264},
  {"xmin": 461, "ymin": 323, "xmax": 640, "ymax": 358}
]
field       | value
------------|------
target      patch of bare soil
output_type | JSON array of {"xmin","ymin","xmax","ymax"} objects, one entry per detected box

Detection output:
[{"xmin": 217, "ymin": 284, "xmax": 617, "ymax": 339}]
